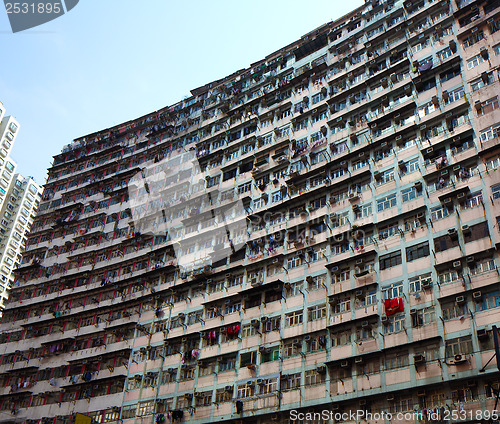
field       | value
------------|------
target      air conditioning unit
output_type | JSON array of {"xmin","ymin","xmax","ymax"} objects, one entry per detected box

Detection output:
[
  {"xmin": 453, "ymin": 354, "xmax": 467, "ymax": 364},
  {"xmin": 304, "ymin": 335, "xmax": 311, "ymax": 341},
  {"xmin": 453, "ymin": 261, "xmax": 461, "ymax": 269},
  {"xmin": 256, "ymin": 378, "xmax": 265, "ymax": 385},
  {"xmin": 317, "ymin": 365, "xmax": 326, "ymax": 374},
  {"xmin": 414, "ymin": 354, "xmax": 426, "ymax": 364},
  {"xmin": 355, "ymin": 357, "xmax": 364, "ymax": 364},
  {"xmin": 225, "ymin": 385, "xmax": 233, "ymax": 392},
  {"xmin": 251, "ymin": 319, "xmax": 260, "ymax": 328},
  {"xmin": 355, "ymin": 289, "xmax": 364, "ymax": 298},
  {"xmin": 381, "ymin": 316, "xmax": 389, "ymax": 325},
  {"xmin": 417, "ymin": 212, "xmax": 425, "ymax": 220},
  {"xmin": 410, "ymin": 309, "xmax": 417, "ymax": 316},
  {"xmin": 422, "ymin": 280, "xmax": 432, "ymax": 289},
  {"xmin": 293, "ymin": 339, "xmax": 301, "ymax": 346},
  {"xmin": 473, "ymin": 291, "xmax": 482, "ymax": 302},
  {"xmin": 462, "ymin": 224, "xmax": 471, "ymax": 234},
  {"xmin": 259, "ymin": 346, "xmax": 269, "ymax": 353},
  {"xmin": 356, "ymin": 259, "xmax": 364, "ymax": 265},
  {"xmin": 328, "ymin": 297, "xmax": 337, "ymax": 305},
  {"xmin": 466, "ymin": 256, "xmax": 475, "ymax": 264},
  {"xmin": 477, "ymin": 328, "xmax": 489, "ymax": 340},
  {"xmin": 331, "ymin": 265, "xmax": 339, "ymax": 273},
  {"xmin": 448, "ymin": 228, "xmax": 457, "ymax": 236},
  {"xmin": 387, "ymin": 394, "xmax": 395, "ymax": 401},
  {"xmin": 341, "ymin": 360, "xmax": 349, "ymax": 368},
  {"xmin": 455, "ymin": 295, "xmax": 465, "ymax": 304}
]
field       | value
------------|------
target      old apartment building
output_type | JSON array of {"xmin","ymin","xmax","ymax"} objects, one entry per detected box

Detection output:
[{"xmin": 1, "ymin": 0, "xmax": 500, "ymax": 422}]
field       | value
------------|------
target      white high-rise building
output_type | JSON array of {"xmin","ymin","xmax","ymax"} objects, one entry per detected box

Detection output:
[{"xmin": 0, "ymin": 101, "xmax": 42, "ymax": 309}]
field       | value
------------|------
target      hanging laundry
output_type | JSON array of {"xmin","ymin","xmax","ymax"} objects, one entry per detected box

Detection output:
[
  {"xmin": 384, "ymin": 298, "xmax": 404, "ymax": 316},
  {"xmin": 171, "ymin": 410, "xmax": 184, "ymax": 421},
  {"xmin": 236, "ymin": 400, "xmax": 244, "ymax": 414}
]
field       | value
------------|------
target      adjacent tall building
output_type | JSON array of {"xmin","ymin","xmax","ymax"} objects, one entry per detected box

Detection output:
[
  {"xmin": 2, "ymin": 0, "xmax": 500, "ymax": 423},
  {"xmin": 0, "ymin": 102, "xmax": 41, "ymax": 309}
]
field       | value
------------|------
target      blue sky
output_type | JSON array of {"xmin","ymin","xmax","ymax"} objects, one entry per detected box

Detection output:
[{"xmin": 0, "ymin": 0, "xmax": 363, "ymax": 184}]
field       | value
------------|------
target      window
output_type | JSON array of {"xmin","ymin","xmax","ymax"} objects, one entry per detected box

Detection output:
[
  {"xmin": 385, "ymin": 352, "xmax": 409, "ymax": 370},
  {"xmin": 137, "ymin": 401, "xmax": 155, "ymax": 417},
  {"xmin": 356, "ymin": 326, "xmax": 373, "ymax": 341},
  {"xmin": 283, "ymin": 340, "xmax": 301, "ymax": 357},
  {"xmin": 444, "ymin": 87, "xmax": 465, "ymax": 105},
  {"xmin": 442, "ymin": 302, "xmax": 467, "ymax": 321},
  {"xmin": 431, "ymin": 205, "xmax": 449, "ymax": 221},
  {"xmin": 240, "ymin": 351, "xmax": 257, "ymax": 367},
  {"xmin": 285, "ymin": 281, "xmax": 303, "ymax": 297},
  {"xmin": 304, "ymin": 370, "xmax": 325, "ymax": 386},
  {"xmin": 470, "ymin": 73, "xmax": 494, "ymax": 92},
  {"xmin": 464, "ymin": 222, "xmax": 489, "ymax": 243},
  {"xmin": 377, "ymin": 193, "xmax": 397, "ymax": 212},
  {"xmin": 237, "ymin": 383, "xmax": 255, "ymax": 399},
  {"xmin": 467, "ymin": 55, "xmax": 484, "ymax": 70},
  {"xmin": 445, "ymin": 336, "xmax": 472, "ymax": 357},
  {"xmin": 259, "ymin": 378, "xmax": 278, "ymax": 394},
  {"xmin": 261, "ymin": 347, "xmax": 280, "ymax": 363},
  {"xmin": 378, "ymin": 222, "xmax": 398, "ymax": 240},
  {"xmin": 438, "ymin": 47, "xmax": 453, "ymax": 61},
  {"xmin": 307, "ymin": 304, "xmax": 326, "ymax": 321},
  {"xmin": 477, "ymin": 290, "xmax": 500, "ymax": 311},
  {"xmin": 306, "ymin": 333, "xmax": 326, "ymax": 352},
  {"xmin": 383, "ymin": 314, "xmax": 405, "ymax": 334},
  {"xmin": 331, "ymin": 330, "xmax": 351, "ymax": 347},
  {"xmin": 215, "ymin": 388, "xmax": 232, "ymax": 403},
  {"xmin": 332, "ymin": 298, "xmax": 351, "ymax": 314},
  {"xmin": 401, "ymin": 186, "xmax": 421, "ymax": 203},
  {"xmin": 241, "ymin": 324, "xmax": 257, "ymax": 338},
  {"xmin": 418, "ymin": 102, "xmax": 436, "ymax": 118},
  {"xmin": 219, "ymin": 356, "xmax": 236, "ymax": 372},
  {"xmin": 355, "ymin": 203, "xmax": 372, "ymax": 219},
  {"xmin": 380, "ymin": 251, "xmax": 402, "ymax": 270},
  {"xmin": 409, "ymin": 273, "xmax": 431, "ymax": 293},
  {"xmin": 307, "ymin": 274, "xmax": 326, "ymax": 290},
  {"xmin": 281, "ymin": 373, "xmax": 301, "ymax": 391},
  {"xmin": 481, "ymin": 123, "xmax": 500, "ymax": 143},
  {"xmin": 463, "ymin": 30, "xmax": 484, "ymax": 48},
  {"xmin": 382, "ymin": 282, "xmax": 403, "ymax": 299},
  {"xmin": 285, "ymin": 310, "xmax": 303, "ymax": 327},
  {"xmin": 406, "ymin": 242, "xmax": 430, "ymax": 262},
  {"xmin": 412, "ymin": 307, "xmax": 436, "ymax": 327},
  {"xmin": 470, "ymin": 257, "xmax": 495, "ymax": 276},
  {"xmin": 478, "ymin": 97, "xmax": 500, "ymax": 116},
  {"xmin": 438, "ymin": 269, "xmax": 459, "ymax": 285},
  {"xmin": 462, "ymin": 191, "xmax": 482, "ymax": 209}
]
